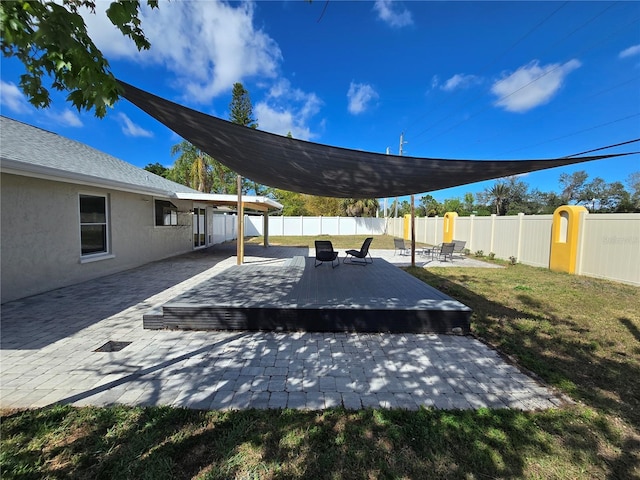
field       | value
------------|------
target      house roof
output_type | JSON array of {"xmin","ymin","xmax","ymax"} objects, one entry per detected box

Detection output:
[
  {"xmin": 0, "ymin": 116, "xmax": 282, "ymax": 212},
  {"xmin": 119, "ymin": 80, "xmax": 635, "ymax": 198},
  {"xmin": 0, "ymin": 115, "xmax": 199, "ymax": 197}
]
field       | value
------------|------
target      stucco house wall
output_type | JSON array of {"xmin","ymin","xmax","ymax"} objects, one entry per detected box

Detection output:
[
  {"xmin": 1, "ymin": 116, "xmax": 281, "ymax": 303},
  {"xmin": 1, "ymin": 173, "xmax": 195, "ymax": 303}
]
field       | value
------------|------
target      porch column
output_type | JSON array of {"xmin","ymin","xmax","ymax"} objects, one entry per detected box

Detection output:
[{"xmin": 263, "ymin": 211, "xmax": 269, "ymax": 247}]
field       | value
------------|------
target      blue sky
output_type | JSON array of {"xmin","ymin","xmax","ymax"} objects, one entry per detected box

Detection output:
[{"xmin": 1, "ymin": 0, "xmax": 639, "ymax": 203}]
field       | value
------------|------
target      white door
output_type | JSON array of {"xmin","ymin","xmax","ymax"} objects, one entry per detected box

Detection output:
[{"xmin": 193, "ymin": 207, "xmax": 206, "ymax": 248}]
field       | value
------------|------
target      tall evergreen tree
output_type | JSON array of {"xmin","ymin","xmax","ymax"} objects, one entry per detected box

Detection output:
[{"xmin": 228, "ymin": 82, "xmax": 267, "ymax": 195}]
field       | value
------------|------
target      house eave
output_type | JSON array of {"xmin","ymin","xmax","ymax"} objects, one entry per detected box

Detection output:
[
  {"xmin": 1, "ymin": 157, "xmax": 181, "ymax": 199},
  {"xmin": 174, "ymin": 192, "xmax": 283, "ymax": 212}
]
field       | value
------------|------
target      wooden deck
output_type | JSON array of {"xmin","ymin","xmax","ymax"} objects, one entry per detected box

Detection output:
[{"xmin": 143, "ymin": 256, "xmax": 472, "ymax": 334}]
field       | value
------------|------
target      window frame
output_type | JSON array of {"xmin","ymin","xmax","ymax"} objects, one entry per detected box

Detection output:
[
  {"xmin": 78, "ymin": 193, "xmax": 112, "ymax": 262},
  {"xmin": 154, "ymin": 199, "xmax": 179, "ymax": 227}
]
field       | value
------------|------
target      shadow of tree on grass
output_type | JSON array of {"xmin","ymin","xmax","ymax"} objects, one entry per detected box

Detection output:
[{"xmin": 2, "ymin": 404, "xmax": 636, "ymax": 480}]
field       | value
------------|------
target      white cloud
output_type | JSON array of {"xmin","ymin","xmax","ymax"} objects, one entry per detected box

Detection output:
[
  {"xmin": 82, "ymin": 0, "xmax": 282, "ymax": 103},
  {"xmin": 255, "ymin": 79, "xmax": 322, "ymax": 140},
  {"xmin": 254, "ymin": 105, "xmax": 313, "ymax": 141},
  {"xmin": 0, "ymin": 81, "xmax": 83, "ymax": 126},
  {"xmin": 46, "ymin": 109, "xmax": 83, "ymax": 127},
  {"xmin": 347, "ymin": 82, "xmax": 379, "ymax": 115},
  {"xmin": 491, "ymin": 59, "xmax": 581, "ymax": 113},
  {"xmin": 441, "ymin": 73, "xmax": 480, "ymax": 92},
  {"xmin": 116, "ymin": 113, "xmax": 153, "ymax": 137},
  {"xmin": 619, "ymin": 44, "xmax": 640, "ymax": 59},
  {"xmin": 0, "ymin": 80, "xmax": 31, "ymax": 113},
  {"xmin": 373, "ymin": 0, "xmax": 413, "ymax": 28}
]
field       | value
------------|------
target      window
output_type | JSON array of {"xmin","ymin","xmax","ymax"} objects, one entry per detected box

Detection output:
[
  {"xmin": 79, "ymin": 194, "xmax": 108, "ymax": 256},
  {"xmin": 155, "ymin": 200, "xmax": 178, "ymax": 226}
]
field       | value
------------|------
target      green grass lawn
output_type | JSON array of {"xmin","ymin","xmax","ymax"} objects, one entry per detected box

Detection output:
[{"xmin": 2, "ymin": 237, "xmax": 639, "ymax": 479}]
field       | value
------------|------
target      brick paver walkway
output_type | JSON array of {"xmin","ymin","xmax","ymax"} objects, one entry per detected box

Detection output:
[{"xmin": 0, "ymin": 244, "xmax": 561, "ymax": 411}]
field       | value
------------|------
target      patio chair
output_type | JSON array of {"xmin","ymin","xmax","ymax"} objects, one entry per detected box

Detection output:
[
  {"xmin": 344, "ymin": 237, "xmax": 374, "ymax": 265},
  {"xmin": 314, "ymin": 240, "xmax": 339, "ymax": 268},
  {"xmin": 433, "ymin": 242, "xmax": 455, "ymax": 262},
  {"xmin": 452, "ymin": 240, "xmax": 466, "ymax": 257},
  {"xmin": 394, "ymin": 237, "xmax": 409, "ymax": 256}
]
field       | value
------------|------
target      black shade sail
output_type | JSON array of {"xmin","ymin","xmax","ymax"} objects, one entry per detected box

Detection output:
[{"xmin": 119, "ymin": 80, "xmax": 632, "ymax": 198}]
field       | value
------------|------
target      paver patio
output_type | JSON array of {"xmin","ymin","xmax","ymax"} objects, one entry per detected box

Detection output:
[{"xmin": 0, "ymin": 243, "xmax": 561, "ymax": 411}]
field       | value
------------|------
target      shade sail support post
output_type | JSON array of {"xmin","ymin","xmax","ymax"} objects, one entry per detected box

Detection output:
[
  {"xmin": 399, "ymin": 132, "xmax": 415, "ymax": 267},
  {"xmin": 237, "ymin": 174, "xmax": 244, "ymax": 265}
]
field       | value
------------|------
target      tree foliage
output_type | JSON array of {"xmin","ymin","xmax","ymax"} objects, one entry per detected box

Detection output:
[
  {"xmin": 417, "ymin": 194, "xmax": 442, "ymax": 217},
  {"xmin": 143, "ymin": 162, "xmax": 169, "ymax": 178},
  {"xmin": 559, "ymin": 171, "xmax": 589, "ymax": 204},
  {"xmin": 304, "ymin": 195, "xmax": 344, "ymax": 216},
  {"xmin": 228, "ymin": 82, "xmax": 269, "ymax": 195},
  {"xmin": 342, "ymin": 198, "xmax": 379, "ymax": 217},
  {"xmin": 271, "ymin": 190, "xmax": 349, "ymax": 216},
  {"xmin": 228, "ymin": 82, "xmax": 258, "ymax": 129},
  {"xmin": 1, "ymin": 0, "xmax": 158, "ymax": 118},
  {"xmin": 167, "ymin": 140, "xmax": 235, "ymax": 193},
  {"xmin": 404, "ymin": 170, "xmax": 640, "ymax": 219}
]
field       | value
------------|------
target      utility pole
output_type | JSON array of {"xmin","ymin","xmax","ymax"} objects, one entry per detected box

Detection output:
[
  {"xmin": 388, "ymin": 146, "xmax": 398, "ymax": 220},
  {"xmin": 399, "ymin": 132, "xmax": 414, "ymax": 267}
]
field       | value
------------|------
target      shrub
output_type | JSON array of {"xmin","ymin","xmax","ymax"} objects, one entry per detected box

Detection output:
[
  {"xmin": 488, "ymin": 252, "xmax": 496, "ymax": 260},
  {"xmin": 474, "ymin": 250, "xmax": 484, "ymax": 257}
]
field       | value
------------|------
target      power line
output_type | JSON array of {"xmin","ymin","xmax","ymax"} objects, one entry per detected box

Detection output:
[
  {"xmin": 469, "ymin": 75, "xmax": 640, "ymax": 154},
  {"xmin": 496, "ymin": 113, "xmax": 640, "ymax": 156},
  {"xmin": 405, "ymin": 2, "xmax": 569, "ymax": 139},
  {"xmin": 408, "ymin": 7, "xmax": 639, "ymax": 156},
  {"xmin": 563, "ymin": 137, "xmax": 640, "ymax": 158}
]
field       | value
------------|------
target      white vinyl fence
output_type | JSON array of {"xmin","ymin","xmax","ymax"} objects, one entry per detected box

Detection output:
[
  {"xmin": 211, "ymin": 213, "xmax": 237, "ymax": 245},
  {"xmin": 246, "ymin": 215, "xmax": 388, "ymax": 237},
  {"xmin": 576, "ymin": 213, "xmax": 640, "ymax": 285},
  {"xmin": 411, "ymin": 213, "xmax": 639, "ymax": 286},
  {"xmin": 218, "ymin": 213, "xmax": 639, "ymax": 286}
]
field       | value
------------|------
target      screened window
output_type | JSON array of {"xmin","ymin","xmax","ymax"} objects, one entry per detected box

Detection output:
[
  {"xmin": 79, "ymin": 194, "xmax": 108, "ymax": 255},
  {"xmin": 155, "ymin": 200, "xmax": 178, "ymax": 226}
]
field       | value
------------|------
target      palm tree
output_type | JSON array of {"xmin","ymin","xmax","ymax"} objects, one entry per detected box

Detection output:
[
  {"xmin": 168, "ymin": 141, "xmax": 215, "ymax": 192},
  {"xmin": 342, "ymin": 198, "xmax": 379, "ymax": 217},
  {"xmin": 489, "ymin": 182, "xmax": 509, "ymax": 215}
]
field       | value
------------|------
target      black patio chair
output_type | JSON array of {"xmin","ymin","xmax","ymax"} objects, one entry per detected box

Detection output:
[
  {"xmin": 344, "ymin": 237, "xmax": 374, "ymax": 265},
  {"xmin": 314, "ymin": 240, "xmax": 339, "ymax": 268},
  {"xmin": 433, "ymin": 242, "xmax": 455, "ymax": 262}
]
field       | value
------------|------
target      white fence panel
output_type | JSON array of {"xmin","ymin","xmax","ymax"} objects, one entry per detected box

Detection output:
[
  {"xmin": 470, "ymin": 216, "xmax": 493, "ymax": 254},
  {"xmin": 302, "ymin": 216, "xmax": 322, "ymax": 236},
  {"xmin": 212, "ymin": 213, "xmax": 236, "ymax": 245},
  {"xmin": 387, "ymin": 217, "xmax": 403, "ymax": 238},
  {"xmin": 492, "ymin": 215, "xmax": 520, "ymax": 258},
  {"xmin": 455, "ymin": 217, "xmax": 472, "ymax": 248},
  {"xmin": 519, "ymin": 215, "xmax": 552, "ymax": 267},
  {"xmin": 578, "ymin": 213, "xmax": 640, "ymax": 286},
  {"xmin": 355, "ymin": 217, "xmax": 386, "ymax": 235},
  {"xmin": 283, "ymin": 216, "xmax": 304, "ymax": 235},
  {"xmin": 244, "ymin": 215, "xmax": 261, "ymax": 237},
  {"xmin": 336, "ymin": 217, "xmax": 356, "ymax": 235},
  {"xmin": 319, "ymin": 216, "xmax": 340, "ymax": 235}
]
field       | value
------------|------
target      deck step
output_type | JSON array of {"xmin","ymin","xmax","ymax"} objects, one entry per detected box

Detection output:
[{"xmin": 142, "ymin": 256, "xmax": 472, "ymax": 334}]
